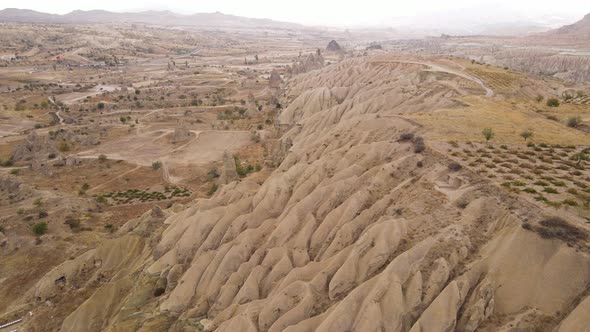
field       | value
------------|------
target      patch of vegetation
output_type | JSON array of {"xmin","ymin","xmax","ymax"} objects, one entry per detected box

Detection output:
[
  {"xmin": 482, "ymin": 128, "xmax": 494, "ymax": 143},
  {"xmin": 543, "ymin": 187, "xmax": 558, "ymax": 194},
  {"xmin": 207, "ymin": 183, "xmax": 218, "ymax": 196},
  {"xmin": 520, "ymin": 129, "xmax": 533, "ymax": 142},
  {"xmin": 546, "ymin": 98, "xmax": 560, "ymax": 107},
  {"xmin": 413, "ymin": 136, "xmax": 425, "ymax": 153},
  {"xmin": 101, "ymin": 186, "xmax": 191, "ymax": 205},
  {"xmin": 32, "ymin": 222, "xmax": 48, "ymax": 235},
  {"xmin": 534, "ymin": 217, "xmax": 587, "ymax": 242},
  {"xmin": 566, "ymin": 116, "xmax": 581, "ymax": 128},
  {"xmin": 152, "ymin": 161, "xmax": 162, "ymax": 170}
]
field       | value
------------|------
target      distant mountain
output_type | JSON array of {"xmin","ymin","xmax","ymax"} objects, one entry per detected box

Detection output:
[
  {"xmin": 0, "ymin": 8, "xmax": 302, "ymax": 29},
  {"xmin": 545, "ymin": 13, "xmax": 590, "ymax": 37}
]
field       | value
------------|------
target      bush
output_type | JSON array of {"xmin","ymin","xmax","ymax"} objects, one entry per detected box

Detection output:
[
  {"xmin": 535, "ymin": 95, "xmax": 544, "ymax": 103},
  {"xmin": 546, "ymin": 98, "xmax": 560, "ymax": 107},
  {"xmin": 207, "ymin": 168, "xmax": 220, "ymax": 180},
  {"xmin": 152, "ymin": 161, "xmax": 162, "ymax": 170},
  {"xmin": 207, "ymin": 183, "xmax": 218, "ymax": 196},
  {"xmin": 566, "ymin": 116, "xmax": 581, "ymax": 128},
  {"xmin": 9, "ymin": 169, "xmax": 19, "ymax": 175},
  {"xmin": 38, "ymin": 210, "xmax": 48, "ymax": 218},
  {"xmin": 482, "ymin": 128, "xmax": 495, "ymax": 142},
  {"xmin": 520, "ymin": 129, "xmax": 533, "ymax": 142},
  {"xmin": 413, "ymin": 136, "xmax": 425, "ymax": 153},
  {"xmin": 399, "ymin": 133, "xmax": 414, "ymax": 141},
  {"xmin": 98, "ymin": 154, "xmax": 107, "ymax": 162},
  {"xmin": 544, "ymin": 187, "xmax": 558, "ymax": 194},
  {"xmin": 65, "ymin": 216, "xmax": 80, "ymax": 230},
  {"xmin": 448, "ymin": 162, "xmax": 462, "ymax": 172},
  {"xmin": 58, "ymin": 141, "xmax": 70, "ymax": 152},
  {"xmin": 32, "ymin": 222, "xmax": 48, "ymax": 235},
  {"xmin": 562, "ymin": 199, "xmax": 578, "ymax": 207},
  {"xmin": 97, "ymin": 102, "xmax": 105, "ymax": 109}
]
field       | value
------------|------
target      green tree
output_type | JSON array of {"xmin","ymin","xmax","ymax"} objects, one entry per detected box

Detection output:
[
  {"xmin": 32, "ymin": 222, "xmax": 48, "ymax": 235},
  {"xmin": 546, "ymin": 98, "xmax": 560, "ymax": 107},
  {"xmin": 482, "ymin": 128, "xmax": 495, "ymax": 143},
  {"xmin": 520, "ymin": 129, "xmax": 533, "ymax": 142}
]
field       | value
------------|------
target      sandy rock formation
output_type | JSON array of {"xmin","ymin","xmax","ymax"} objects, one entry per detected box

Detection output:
[
  {"xmin": 11, "ymin": 55, "xmax": 590, "ymax": 332},
  {"xmin": 171, "ymin": 122, "xmax": 192, "ymax": 143},
  {"xmin": 268, "ymin": 70, "xmax": 283, "ymax": 88},
  {"xmin": 246, "ymin": 93, "xmax": 259, "ymax": 117},
  {"xmin": 326, "ymin": 40, "xmax": 344, "ymax": 53},
  {"xmin": 218, "ymin": 150, "xmax": 239, "ymax": 185},
  {"xmin": 289, "ymin": 53, "xmax": 324, "ymax": 75},
  {"xmin": 0, "ymin": 175, "xmax": 33, "ymax": 205},
  {"xmin": 11, "ymin": 131, "xmax": 59, "ymax": 162}
]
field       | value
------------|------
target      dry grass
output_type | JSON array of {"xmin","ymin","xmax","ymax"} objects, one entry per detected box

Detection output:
[{"xmin": 408, "ymin": 96, "xmax": 590, "ymax": 145}]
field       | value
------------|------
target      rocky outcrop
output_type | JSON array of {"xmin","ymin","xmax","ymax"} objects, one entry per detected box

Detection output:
[
  {"xmin": 0, "ymin": 175, "xmax": 33, "ymax": 204},
  {"xmin": 218, "ymin": 150, "xmax": 239, "ymax": 185},
  {"xmin": 289, "ymin": 53, "xmax": 324, "ymax": 75},
  {"xmin": 326, "ymin": 40, "xmax": 344, "ymax": 53},
  {"xmin": 268, "ymin": 70, "xmax": 283, "ymax": 88},
  {"xmin": 11, "ymin": 131, "xmax": 59, "ymax": 162},
  {"xmin": 171, "ymin": 122, "xmax": 192, "ymax": 143},
  {"xmin": 13, "ymin": 55, "xmax": 590, "ymax": 332}
]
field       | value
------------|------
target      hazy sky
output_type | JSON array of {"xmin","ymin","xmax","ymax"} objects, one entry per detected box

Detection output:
[{"xmin": 2, "ymin": 0, "xmax": 589, "ymax": 26}]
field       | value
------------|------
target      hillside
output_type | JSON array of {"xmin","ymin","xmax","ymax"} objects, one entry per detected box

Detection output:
[
  {"xmin": 4, "ymin": 55, "xmax": 589, "ymax": 332},
  {"xmin": 544, "ymin": 13, "xmax": 590, "ymax": 39},
  {"xmin": 0, "ymin": 8, "xmax": 302, "ymax": 29}
]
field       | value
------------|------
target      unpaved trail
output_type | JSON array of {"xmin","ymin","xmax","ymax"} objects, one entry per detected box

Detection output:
[
  {"xmin": 47, "ymin": 96, "xmax": 64, "ymax": 125},
  {"xmin": 385, "ymin": 59, "xmax": 494, "ymax": 97}
]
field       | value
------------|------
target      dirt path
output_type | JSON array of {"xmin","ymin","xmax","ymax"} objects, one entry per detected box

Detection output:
[{"xmin": 47, "ymin": 96, "xmax": 64, "ymax": 125}]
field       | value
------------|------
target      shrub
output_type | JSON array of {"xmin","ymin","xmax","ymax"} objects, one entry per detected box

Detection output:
[
  {"xmin": 58, "ymin": 141, "xmax": 70, "ymax": 152},
  {"xmin": 207, "ymin": 183, "xmax": 218, "ymax": 196},
  {"xmin": 482, "ymin": 128, "xmax": 494, "ymax": 143},
  {"xmin": 9, "ymin": 169, "xmax": 19, "ymax": 175},
  {"xmin": 448, "ymin": 162, "xmax": 462, "ymax": 172},
  {"xmin": 65, "ymin": 216, "xmax": 80, "ymax": 230},
  {"xmin": 399, "ymin": 133, "xmax": 414, "ymax": 141},
  {"xmin": 566, "ymin": 116, "xmax": 581, "ymax": 128},
  {"xmin": 98, "ymin": 154, "xmax": 107, "ymax": 162},
  {"xmin": 520, "ymin": 129, "xmax": 533, "ymax": 142},
  {"xmin": 413, "ymin": 136, "xmax": 425, "ymax": 153},
  {"xmin": 537, "ymin": 216, "xmax": 587, "ymax": 241},
  {"xmin": 546, "ymin": 98, "xmax": 559, "ymax": 107},
  {"xmin": 535, "ymin": 95, "xmax": 544, "ymax": 103},
  {"xmin": 97, "ymin": 102, "xmax": 105, "ymax": 109},
  {"xmin": 207, "ymin": 168, "xmax": 220, "ymax": 180},
  {"xmin": 152, "ymin": 161, "xmax": 162, "ymax": 170},
  {"xmin": 38, "ymin": 211, "xmax": 48, "ymax": 218},
  {"xmin": 544, "ymin": 187, "xmax": 558, "ymax": 194},
  {"xmin": 562, "ymin": 199, "xmax": 578, "ymax": 206},
  {"xmin": 32, "ymin": 222, "xmax": 48, "ymax": 235}
]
